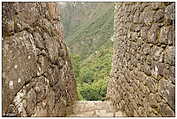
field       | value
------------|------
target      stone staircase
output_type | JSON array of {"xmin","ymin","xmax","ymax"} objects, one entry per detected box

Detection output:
[{"xmin": 67, "ymin": 101, "xmax": 126, "ymax": 117}]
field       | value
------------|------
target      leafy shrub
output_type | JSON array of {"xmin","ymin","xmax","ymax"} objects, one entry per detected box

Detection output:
[{"xmin": 82, "ymin": 71, "xmax": 94, "ymax": 84}]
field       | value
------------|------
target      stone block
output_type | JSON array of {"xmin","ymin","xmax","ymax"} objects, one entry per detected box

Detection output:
[
  {"xmin": 158, "ymin": 79, "xmax": 175, "ymax": 110},
  {"xmin": 148, "ymin": 93, "xmax": 158, "ymax": 108},
  {"xmin": 164, "ymin": 46, "xmax": 175, "ymax": 65},
  {"xmin": 115, "ymin": 111, "xmax": 126, "ymax": 117},
  {"xmin": 147, "ymin": 24, "xmax": 160, "ymax": 44},
  {"xmin": 159, "ymin": 103, "xmax": 175, "ymax": 117},
  {"xmin": 154, "ymin": 9, "xmax": 164, "ymax": 23},
  {"xmin": 165, "ymin": 3, "xmax": 175, "ymax": 23},
  {"xmin": 145, "ymin": 77, "xmax": 157, "ymax": 93}
]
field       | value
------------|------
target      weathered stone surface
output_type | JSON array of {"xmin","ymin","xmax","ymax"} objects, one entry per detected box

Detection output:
[
  {"xmin": 67, "ymin": 101, "xmax": 125, "ymax": 117},
  {"xmin": 154, "ymin": 9, "xmax": 164, "ymax": 23},
  {"xmin": 2, "ymin": 2, "xmax": 77, "ymax": 117},
  {"xmin": 165, "ymin": 3, "xmax": 175, "ymax": 22},
  {"xmin": 159, "ymin": 26, "xmax": 174, "ymax": 45},
  {"xmin": 159, "ymin": 79, "xmax": 175, "ymax": 110},
  {"xmin": 107, "ymin": 2, "xmax": 175, "ymax": 117},
  {"xmin": 147, "ymin": 24, "xmax": 160, "ymax": 44},
  {"xmin": 164, "ymin": 46, "xmax": 175, "ymax": 65},
  {"xmin": 159, "ymin": 103, "xmax": 175, "ymax": 117}
]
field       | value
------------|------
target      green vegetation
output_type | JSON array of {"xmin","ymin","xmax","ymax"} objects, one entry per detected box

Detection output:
[
  {"xmin": 66, "ymin": 5, "xmax": 114, "ymax": 60},
  {"xmin": 71, "ymin": 41, "xmax": 113, "ymax": 101},
  {"xmin": 61, "ymin": 3, "xmax": 114, "ymax": 101}
]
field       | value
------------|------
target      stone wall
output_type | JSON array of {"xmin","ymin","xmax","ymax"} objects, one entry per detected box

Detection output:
[
  {"xmin": 107, "ymin": 2, "xmax": 175, "ymax": 117},
  {"xmin": 2, "ymin": 2, "xmax": 77, "ymax": 117}
]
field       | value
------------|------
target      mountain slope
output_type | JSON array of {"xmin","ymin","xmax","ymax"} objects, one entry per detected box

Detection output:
[
  {"xmin": 59, "ymin": 3, "xmax": 114, "ymax": 100},
  {"xmin": 78, "ymin": 40, "xmax": 113, "ymax": 100},
  {"xmin": 60, "ymin": 3, "xmax": 114, "ymax": 59}
]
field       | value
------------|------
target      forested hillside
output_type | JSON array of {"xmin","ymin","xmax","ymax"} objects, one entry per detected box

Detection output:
[{"xmin": 59, "ymin": 2, "xmax": 114, "ymax": 100}]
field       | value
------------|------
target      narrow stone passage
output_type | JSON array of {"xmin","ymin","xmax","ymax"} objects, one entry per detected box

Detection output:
[
  {"xmin": 67, "ymin": 101, "xmax": 126, "ymax": 117},
  {"xmin": 2, "ymin": 2, "xmax": 175, "ymax": 117}
]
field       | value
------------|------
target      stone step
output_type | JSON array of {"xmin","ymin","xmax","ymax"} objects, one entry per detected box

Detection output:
[
  {"xmin": 95, "ymin": 110, "xmax": 114, "ymax": 117},
  {"xmin": 70, "ymin": 101, "xmax": 115, "ymax": 114},
  {"xmin": 69, "ymin": 111, "xmax": 95, "ymax": 117},
  {"xmin": 115, "ymin": 111, "xmax": 127, "ymax": 117},
  {"xmin": 67, "ymin": 101, "xmax": 127, "ymax": 117},
  {"xmin": 67, "ymin": 101, "xmax": 122, "ymax": 117},
  {"xmin": 68, "ymin": 110, "xmax": 115, "ymax": 117}
]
